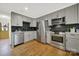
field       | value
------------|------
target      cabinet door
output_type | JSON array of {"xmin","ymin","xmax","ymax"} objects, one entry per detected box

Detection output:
[
  {"xmin": 30, "ymin": 20, "xmax": 37, "ymax": 27},
  {"xmin": 52, "ymin": 12, "xmax": 58, "ymax": 19},
  {"xmin": 17, "ymin": 15, "xmax": 23, "ymax": 26},
  {"xmin": 22, "ymin": 16, "xmax": 31, "ymax": 22},
  {"xmin": 48, "ymin": 19, "xmax": 52, "ymax": 26},
  {"xmin": 66, "ymin": 33, "xmax": 79, "ymax": 53},
  {"xmin": 65, "ymin": 4, "xmax": 77, "ymax": 24},
  {"xmin": 47, "ymin": 31, "xmax": 51, "ymax": 44},
  {"xmin": 48, "ymin": 12, "xmax": 58, "ymax": 26},
  {"xmin": 66, "ymin": 38, "xmax": 71, "ymax": 51},
  {"xmin": 29, "ymin": 31, "xmax": 33, "ymax": 40},
  {"xmin": 69, "ymin": 38, "xmax": 79, "ymax": 52},
  {"xmin": 66, "ymin": 33, "xmax": 71, "ymax": 51},
  {"xmin": 11, "ymin": 13, "xmax": 18, "ymax": 26},
  {"xmin": 33, "ymin": 31, "xmax": 37, "ymax": 39},
  {"xmin": 77, "ymin": 4, "xmax": 79, "ymax": 23},
  {"xmin": 24, "ymin": 32, "xmax": 30, "ymax": 42},
  {"xmin": 58, "ymin": 9, "xmax": 65, "ymax": 18},
  {"xmin": 76, "ymin": 39, "xmax": 79, "ymax": 52},
  {"xmin": 11, "ymin": 12, "xmax": 23, "ymax": 26}
]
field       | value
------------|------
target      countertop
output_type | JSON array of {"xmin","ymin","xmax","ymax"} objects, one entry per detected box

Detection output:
[{"xmin": 65, "ymin": 32, "xmax": 79, "ymax": 34}]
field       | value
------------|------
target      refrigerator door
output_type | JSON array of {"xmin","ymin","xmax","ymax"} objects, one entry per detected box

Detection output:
[
  {"xmin": 40, "ymin": 20, "xmax": 48, "ymax": 43},
  {"xmin": 37, "ymin": 20, "xmax": 48, "ymax": 43},
  {"xmin": 37, "ymin": 22, "xmax": 41, "ymax": 41}
]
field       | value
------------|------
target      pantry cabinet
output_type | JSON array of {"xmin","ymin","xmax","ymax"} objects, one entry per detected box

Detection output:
[{"xmin": 65, "ymin": 4, "xmax": 77, "ymax": 24}]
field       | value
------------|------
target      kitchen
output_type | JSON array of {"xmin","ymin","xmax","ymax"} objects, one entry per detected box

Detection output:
[
  {"xmin": 0, "ymin": 3, "xmax": 79, "ymax": 56},
  {"xmin": 11, "ymin": 3, "xmax": 79, "ymax": 55}
]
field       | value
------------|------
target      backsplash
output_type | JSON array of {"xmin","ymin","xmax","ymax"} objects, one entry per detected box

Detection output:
[
  {"xmin": 50, "ymin": 24, "xmax": 66, "ymax": 32},
  {"xmin": 11, "ymin": 26, "xmax": 38, "ymax": 32},
  {"xmin": 50, "ymin": 24, "xmax": 79, "ymax": 32},
  {"xmin": 11, "ymin": 26, "xmax": 23, "ymax": 32}
]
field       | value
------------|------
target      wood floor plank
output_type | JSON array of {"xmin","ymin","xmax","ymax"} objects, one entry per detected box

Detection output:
[{"xmin": 0, "ymin": 31, "xmax": 9, "ymax": 39}]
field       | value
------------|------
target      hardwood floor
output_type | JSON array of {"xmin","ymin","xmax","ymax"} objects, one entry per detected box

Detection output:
[
  {"xmin": 0, "ymin": 39, "xmax": 11, "ymax": 56},
  {"xmin": 0, "ymin": 39, "xmax": 78, "ymax": 56},
  {"xmin": 12, "ymin": 40, "xmax": 73, "ymax": 56},
  {"xmin": 0, "ymin": 31, "xmax": 9, "ymax": 39}
]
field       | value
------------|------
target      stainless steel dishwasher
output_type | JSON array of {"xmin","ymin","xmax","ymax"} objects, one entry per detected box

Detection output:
[{"xmin": 12, "ymin": 31, "xmax": 24, "ymax": 47}]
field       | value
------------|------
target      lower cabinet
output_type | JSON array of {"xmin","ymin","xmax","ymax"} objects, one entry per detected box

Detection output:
[
  {"xmin": 24, "ymin": 31, "xmax": 37, "ymax": 43},
  {"xmin": 66, "ymin": 33, "xmax": 79, "ymax": 53},
  {"xmin": 24, "ymin": 32, "xmax": 30, "ymax": 42},
  {"xmin": 47, "ymin": 31, "xmax": 51, "ymax": 44}
]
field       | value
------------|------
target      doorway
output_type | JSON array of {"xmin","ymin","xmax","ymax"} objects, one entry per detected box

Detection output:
[{"xmin": 0, "ymin": 15, "xmax": 11, "ymax": 56}]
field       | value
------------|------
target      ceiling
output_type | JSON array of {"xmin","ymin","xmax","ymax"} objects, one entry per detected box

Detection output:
[{"xmin": 0, "ymin": 3, "xmax": 76, "ymax": 18}]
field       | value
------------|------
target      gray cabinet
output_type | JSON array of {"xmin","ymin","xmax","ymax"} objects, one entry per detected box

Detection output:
[
  {"xmin": 24, "ymin": 31, "xmax": 30, "ymax": 42},
  {"xmin": 47, "ymin": 31, "xmax": 51, "ymax": 44},
  {"xmin": 66, "ymin": 33, "xmax": 79, "ymax": 53},
  {"xmin": 11, "ymin": 13, "xmax": 17, "ymax": 26},
  {"xmin": 17, "ymin": 15, "xmax": 23, "ymax": 26},
  {"xmin": 48, "ymin": 12, "xmax": 58, "ymax": 26},
  {"xmin": 77, "ymin": 4, "xmax": 79, "ymax": 23},
  {"xmin": 30, "ymin": 20, "xmax": 37, "ymax": 27},
  {"xmin": 22, "ymin": 16, "xmax": 31, "ymax": 22},
  {"xmin": 11, "ymin": 12, "xmax": 23, "ymax": 26},
  {"xmin": 52, "ymin": 12, "xmax": 58, "ymax": 19},
  {"xmin": 24, "ymin": 31, "xmax": 37, "ymax": 43},
  {"xmin": 65, "ymin": 4, "xmax": 77, "ymax": 24},
  {"xmin": 57, "ymin": 9, "xmax": 65, "ymax": 18},
  {"xmin": 48, "ymin": 19, "xmax": 52, "ymax": 26}
]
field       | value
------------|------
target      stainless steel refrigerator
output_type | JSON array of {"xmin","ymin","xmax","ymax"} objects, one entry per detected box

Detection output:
[{"xmin": 37, "ymin": 20, "xmax": 49, "ymax": 43}]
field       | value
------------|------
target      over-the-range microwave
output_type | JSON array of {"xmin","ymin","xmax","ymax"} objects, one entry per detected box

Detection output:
[{"xmin": 52, "ymin": 17, "xmax": 65, "ymax": 25}]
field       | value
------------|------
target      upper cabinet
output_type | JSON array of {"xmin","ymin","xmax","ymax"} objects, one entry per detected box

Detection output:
[
  {"xmin": 52, "ymin": 12, "xmax": 58, "ymax": 19},
  {"xmin": 30, "ymin": 20, "xmax": 37, "ymax": 27},
  {"xmin": 57, "ymin": 9, "xmax": 65, "ymax": 18},
  {"xmin": 11, "ymin": 13, "xmax": 17, "ymax": 26},
  {"xmin": 48, "ymin": 19, "xmax": 52, "ymax": 26},
  {"xmin": 77, "ymin": 4, "xmax": 79, "ymax": 23},
  {"xmin": 17, "ymin": 15, "xmax": 23, "ymax": 26},
  {"xmin": 22, "ymin": 16, "xmax": 31, "ymax": 22},
  {"xmin": 65, "ymin": 4, "xmax": 77, "ymax": 24},
  {"xmin": 47, "ymin": 12, "xmax": 58, "ymax": 26},
  {"xmin": 11, "ymin": 12, "xmax": 33, "ymax": 26},
  {"xmin": 11, "ymin": 12, "xmax": 23, "ymax": 26}
]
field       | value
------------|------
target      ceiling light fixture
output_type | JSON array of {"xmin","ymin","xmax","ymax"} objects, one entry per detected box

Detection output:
[{"xmin": 25, "ymin": 7, "xmax": 28, "ymax": 10}]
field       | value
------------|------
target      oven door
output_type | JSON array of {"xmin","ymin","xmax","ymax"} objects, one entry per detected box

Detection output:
[{"xmin": 51, "ymin": 36, "xmax": 64, "ymax": 46}]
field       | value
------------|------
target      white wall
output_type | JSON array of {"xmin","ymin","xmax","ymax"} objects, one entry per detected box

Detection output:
[{"xmin": 0, "ymin": 14, "xmax": 10, "ymax": 26}]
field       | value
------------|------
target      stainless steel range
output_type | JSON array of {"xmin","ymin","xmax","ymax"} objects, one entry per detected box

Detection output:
[{"xmin": 50, "ymin": 33, "xmax": 66, "ymax": 50}]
